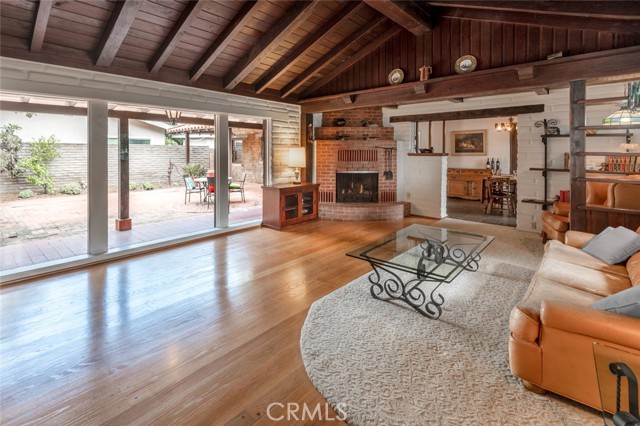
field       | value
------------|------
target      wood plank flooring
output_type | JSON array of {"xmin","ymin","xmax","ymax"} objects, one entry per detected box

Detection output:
[{"xmin": 0, "ymin": 217, "xmax": 435, "ymax": 426}]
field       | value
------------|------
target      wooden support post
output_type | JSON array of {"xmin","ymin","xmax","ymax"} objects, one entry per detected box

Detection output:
[
  {"xmin": 115, "ymin": 118, "xmax": 132, "ymax": 231},
  {"xmin": 570, "ymin": 80, "xmax": 587, "ymax": 231},
  {"xmin": 185, "ymin": 132, "xmax": 191, "ymax": 164},
  {"xmin": 442, "ymin": 120, "xmax": 446, "ymax": 153}
]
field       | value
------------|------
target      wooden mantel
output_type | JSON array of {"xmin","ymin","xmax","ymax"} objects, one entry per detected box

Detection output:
[{"xmin": 300, "ymin": 46, "xmax": 640, "ymax": 113}]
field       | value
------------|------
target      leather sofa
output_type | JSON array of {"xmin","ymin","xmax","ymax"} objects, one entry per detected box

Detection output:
[
  {"xmin": 508, "ymin": 230, "xmax": 640, "ymax": 410},
  {"xmin": 541, "ymin": 180, "xmax": 640, "ymax": 242}
]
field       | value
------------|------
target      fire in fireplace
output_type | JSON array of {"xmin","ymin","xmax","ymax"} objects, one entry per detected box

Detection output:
[{"xmin": 336, "ymin": 171, "xmax": 378, "ymax": 203}]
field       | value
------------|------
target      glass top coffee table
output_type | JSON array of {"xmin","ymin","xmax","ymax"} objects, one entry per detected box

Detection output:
[{"xmin": 347, "ymin": 224, "xmax": 494, "ymax": 319}]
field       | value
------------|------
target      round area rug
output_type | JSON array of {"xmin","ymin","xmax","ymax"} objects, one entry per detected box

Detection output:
[{"xmin": 300, "ymin": 219, "xmax": 602, "ymax": 425}]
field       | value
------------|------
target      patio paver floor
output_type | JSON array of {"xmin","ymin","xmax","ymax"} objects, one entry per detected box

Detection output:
[{"xmin": 1, "ymin": 183, "xmax": 263, "ymax": 272}]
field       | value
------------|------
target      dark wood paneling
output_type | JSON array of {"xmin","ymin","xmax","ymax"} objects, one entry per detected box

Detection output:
[{"xmin": 308, "ymin": 16, "xmax": 640, "ymax": 98}]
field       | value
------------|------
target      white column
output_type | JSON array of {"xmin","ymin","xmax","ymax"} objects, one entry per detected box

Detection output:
[
  {"xmin": 87, "ymin": 100, "xmax": 109, "ymax": 255},
  {"xmin": 215, "ymin": 114, "xmax": 229, "ymax": 228},
  {"xmin": 263, "ymin": 118, "xmax": 273, "ymax": 186}
]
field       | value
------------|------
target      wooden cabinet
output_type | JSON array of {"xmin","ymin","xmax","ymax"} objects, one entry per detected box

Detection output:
[
  {"xmin": 262, "ymin": 183, "xmax": 319, "ymax": 230},
  {"xmin": 447, "ymin": 168, "xmax": 491, "ymax": 200}
]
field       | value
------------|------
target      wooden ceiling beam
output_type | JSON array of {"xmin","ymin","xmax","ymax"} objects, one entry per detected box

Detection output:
[
  {"xmin": 389, "ymin": 105, "xmax": 545, "ymax": 123},
  {"xmin": 280, "ymin": 16, "xmax": 388, "ymax": 98},
  {"xmin": 299, "ymin": 46, "xmax": 640, "ymax": 113},
  {"xmin": 149, "ymin": 0, "xmax": 206, "ymax": 73},
  {"xmin": 189, "ymin": 1, "xmax": 260, "ymax": 82},
  {"xmin": 434, "ymin": 5, "xmax": 640, "ymax": 33},
  {"xmin": 300, "ymin": 24, "xmax": 403, "ymax": 98},
  {"xmin": 30, "ymin": 0, "xmax": 53, "ymax": 53},
  {"xmin": 223, "ymin": 0, "xmax": 319, "ymax": 90},
  {"xmin": 363, "ymin": 0, "xmax": 434, "ymax": 35},
  {"xmin": 94, "ymin": 0, "xmax": 143, "ymax": 67},
  {"xmin": 427, "ymin": 1, "xmax": 640, "ymax": 20},
  {"xmin": 254, "ymin": 1, "xmax": 363, "ymax": 94}
]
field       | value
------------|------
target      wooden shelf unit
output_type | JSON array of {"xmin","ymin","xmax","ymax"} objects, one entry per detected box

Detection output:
[
  {"xmin": 569, "ymin": 81, "xmax": 640, "ymax": 233},
  {"xmin": 262, "ymin": 183, "xmax": 319, "ymax": 230}
]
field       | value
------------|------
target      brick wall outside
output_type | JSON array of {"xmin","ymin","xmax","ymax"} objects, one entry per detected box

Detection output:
[
  {"xmin": 239, "ymin": 133, "xmax": 263, "ymax": 183},
  {"xmin": 0, "ymin": 143, "xmax": 210, "ymax": 198}
]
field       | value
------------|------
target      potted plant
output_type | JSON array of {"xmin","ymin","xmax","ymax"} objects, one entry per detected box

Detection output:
[{"xmin": 181, "ymin": 163, "xmax": 206, "ymax": 179}]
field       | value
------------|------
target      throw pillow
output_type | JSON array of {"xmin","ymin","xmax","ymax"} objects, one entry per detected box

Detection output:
[
  {"xmin": 591, "ymin": 286, "xmax": 640, "ymax": 319},
  {"xmin": 582, "ymin": 226, "xmax": 640, "ymax": 265}
]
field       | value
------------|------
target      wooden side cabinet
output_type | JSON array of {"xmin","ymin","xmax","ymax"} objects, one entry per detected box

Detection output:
[
  {"xmin": 262, "ymin": 183, "xmax": 319, "ymax": 230},
  {"xmin": 447, "ymin": 168, "xmax": 491, "ymax": 200}
]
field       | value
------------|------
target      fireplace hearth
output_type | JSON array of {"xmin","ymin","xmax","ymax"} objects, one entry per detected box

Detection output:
[{"xmin": 336, "ymin": 171, "xmax": 378, "ymax": 203}]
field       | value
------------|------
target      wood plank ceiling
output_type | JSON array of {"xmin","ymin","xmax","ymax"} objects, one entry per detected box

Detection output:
[{"xmin": 1, "ymin": 0, "xmax": 639, "ymax": 112}]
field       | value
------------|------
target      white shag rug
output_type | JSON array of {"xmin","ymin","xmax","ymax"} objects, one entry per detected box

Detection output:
[{"xmin": 300, "ymin": 218, "xmax": 602, "ymax": 425}]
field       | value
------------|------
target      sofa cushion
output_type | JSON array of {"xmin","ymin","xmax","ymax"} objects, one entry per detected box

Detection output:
[
  {"xmin": 582, "ymin": 226, "xmax": 640, "ymax": 265},
  {"xmin": 591, "ymin": 286, "xmax": 640, "ymax": 318},
  {"xmin": 537, "ymin": 257, "xmax": 631, "ymax": 297},
  {"xmin": 545, "ymin": 240, "xmax": 629, "ymax": 277}
]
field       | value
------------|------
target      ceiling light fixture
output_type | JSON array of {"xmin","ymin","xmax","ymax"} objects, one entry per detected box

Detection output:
[
  {"xmin": 495, "ymin": 117, "xmax": 517, "ymax": 132},
  {"xmin": 165, "ymin": 110, "xmax": 182, "ymax": 126}
]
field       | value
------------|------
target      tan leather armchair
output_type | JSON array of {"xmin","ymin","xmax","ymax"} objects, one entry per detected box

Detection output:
[{"xmin": 541, "ymin": 201, "xmax": 570, "ymax": 243}]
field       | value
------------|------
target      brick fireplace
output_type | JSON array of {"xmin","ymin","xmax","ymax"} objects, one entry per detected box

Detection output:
[{"xmin": 315, "ymin": 107, "xmax": 409, "ymax": 221}]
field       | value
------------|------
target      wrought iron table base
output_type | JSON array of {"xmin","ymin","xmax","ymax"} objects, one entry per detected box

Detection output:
[
  {"xmin": 367, "ymin": 263, "xmax": 446, "ymax": 319},
  {"xmin": 365, "ymin": 248, "xmax": 482, "ymax": 319}
]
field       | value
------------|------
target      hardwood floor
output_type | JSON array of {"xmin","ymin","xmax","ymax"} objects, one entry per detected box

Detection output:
[{"xmin": 0, "ymin": 217, "xmax": 435, "ymax": 426}]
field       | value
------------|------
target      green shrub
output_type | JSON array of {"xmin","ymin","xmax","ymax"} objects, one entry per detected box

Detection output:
[
  {"xmin": 142, "ymin": 181, "xmax": 153, "ymax": 190},
  {"xmin": 181, "ymin": 163, "xmax": 206, "ymax": 178},
  {"xmin": 59, "ymin": 183, "xmax": 82, "ymax": 195},
  {"xmin": 17, "ymin": 135, "xmax": 60, "ymax": 194},
  {"xmin": 18, "ymin": 189, "xmax": 33, "ymax": 199},
  {"xmin": 129, "ymin": 183, "xmax": 139, "ymax": 191},
  {"xmin": 0, "ymin": 123, "xmax": 23, "ymax": 178}
]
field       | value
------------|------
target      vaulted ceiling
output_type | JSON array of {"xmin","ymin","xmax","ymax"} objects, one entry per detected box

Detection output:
[{"xmin": 1, "ymin": 0, "xmax": 640, "ymax": 112}]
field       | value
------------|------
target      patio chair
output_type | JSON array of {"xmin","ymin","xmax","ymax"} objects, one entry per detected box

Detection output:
[
  {"xmin": 229, "ymin": 172, "xmax": 247, "ymax": 203},
  {"xmin": 206, "ymin": 176, "xmax": 215, "ymax": 209},
  {"xmin": 183, "ymin": 174, "xmax": 204, "ymax": 204}
]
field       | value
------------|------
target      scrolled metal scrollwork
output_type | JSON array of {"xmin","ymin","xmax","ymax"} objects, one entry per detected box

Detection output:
[{"xmin": 367, "ymin": 261, "xmax": 445, "ymax": 319}]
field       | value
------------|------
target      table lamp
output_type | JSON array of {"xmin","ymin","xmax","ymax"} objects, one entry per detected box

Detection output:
[{"xmin": 288, "ymin": 147, "xmax": 306, "ymax": 184}]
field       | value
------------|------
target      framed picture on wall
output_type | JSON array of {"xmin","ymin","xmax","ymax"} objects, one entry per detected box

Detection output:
[{"xmin": 451, "ymin": 130, "xmax": 487, "ymax": 155}]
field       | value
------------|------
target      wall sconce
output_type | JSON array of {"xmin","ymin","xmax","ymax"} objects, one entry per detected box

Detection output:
[
  {"xmin": 288, "ymin": 147, "xmax": 306, "ymax": 184},
  {"xmin": 165, "ymin": 110, "xmax": 182, "ymax": 125},
  {"xmin": 495, "ymin": 117, "xmax": 517, "ymax": 132}
]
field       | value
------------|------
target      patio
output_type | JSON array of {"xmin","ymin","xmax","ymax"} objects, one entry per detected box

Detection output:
[{"xmin": 1, "ymin": 183, "xmax": 263, "ymax": 271}]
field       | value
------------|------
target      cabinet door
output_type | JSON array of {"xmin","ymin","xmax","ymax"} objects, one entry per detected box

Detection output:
[
  {"xmin": 301, "ymin": 190, "xmax": 317, "ymax": 218},
  {"xmin": 447, "ymin": 180, "xmax": 467, "ymax": 198},
  {"xmin": 282, "ymin": 193, "xmax": 299, "ymax": 222},
  {"xmin": 468, "ymin": 181, "xmax": 482, "ymax": 199}
]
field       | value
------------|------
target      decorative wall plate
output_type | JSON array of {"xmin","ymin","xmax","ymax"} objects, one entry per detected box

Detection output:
[
  {"xmin": 388, "ymin": 68, "xmax": 404, "ymax": 85},
  {"xmin": 454, "ymin": 55, "xmax": 477, "ymax": 74}
]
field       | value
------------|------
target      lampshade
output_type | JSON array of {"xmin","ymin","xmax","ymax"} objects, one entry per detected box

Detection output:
[
  {"xmin": 288, "ymin": 147, "xmax": 306, "ymax": 168},
  {"xmin": 165, "ymin": 109, "xmax": 182, "ymax": 125},
  {"xmin": 602, "ymin": 107, "xmax": 640, "ymax": 126}
]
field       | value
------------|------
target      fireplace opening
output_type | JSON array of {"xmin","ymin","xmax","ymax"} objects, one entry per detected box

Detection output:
[{"xmin": 336, "ymin": 171, "xmax": 378, "ymax": 203}]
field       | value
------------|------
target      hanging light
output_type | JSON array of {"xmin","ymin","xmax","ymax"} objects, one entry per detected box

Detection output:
[
  {"xmin": 495, "ymin": 117, "xmax": 517, "ymax": 132},
  {"xmin": 603, "ymin": 81, "xmax": 640, "ymax": 126},
  {"xmin": 602, "ymin": 106, "xmax": 640, "ymax": 126},
  {"xmin": 165, "ymin": 110, "xmax": 182, "ymax": 125}
]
